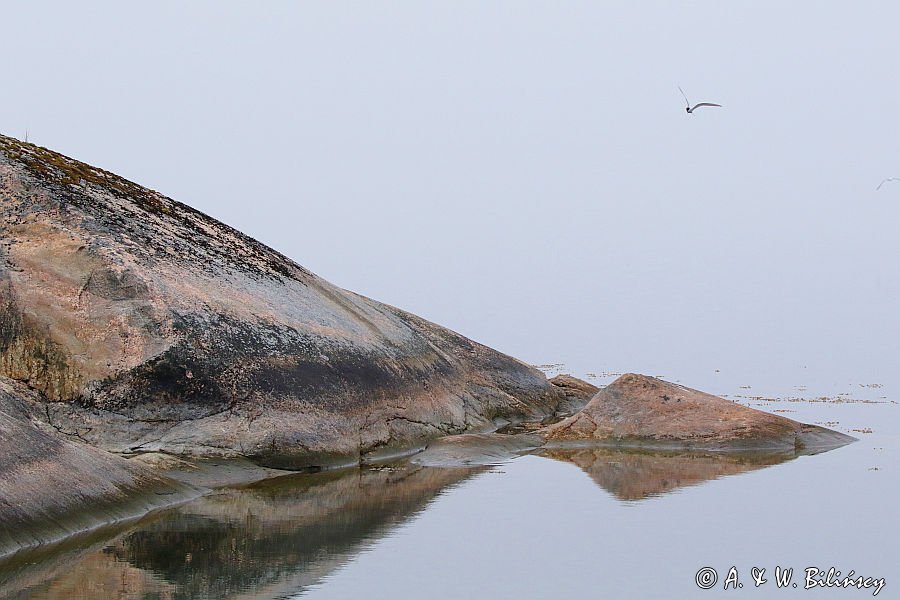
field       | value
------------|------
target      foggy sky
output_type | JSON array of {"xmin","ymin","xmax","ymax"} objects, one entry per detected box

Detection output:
[{"xmin": 3, "ymin": 2, "xmax": 899, "ymax": 393}]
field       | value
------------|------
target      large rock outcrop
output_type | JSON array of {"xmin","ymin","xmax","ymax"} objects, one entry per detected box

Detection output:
[
  {"xmin": 0, "ymin": 134, "xmax": 569, "ymax": 469},
  {"xmin": 543, "ymin": 373, "xmax": 855, "ymax": 451}
]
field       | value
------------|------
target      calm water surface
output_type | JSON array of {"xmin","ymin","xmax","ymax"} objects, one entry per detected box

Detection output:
[{"xmin": 1, "ymin": 372, "xmax": 897, "ymax": 600}]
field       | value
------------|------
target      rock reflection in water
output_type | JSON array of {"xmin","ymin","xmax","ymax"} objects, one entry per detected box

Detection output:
[
  {"xmin": 4, "ymin": 463, "xmax": 482, "ymax": 600},
  {"xmin": 538, "ymin": 447, "xmax": 803, "ymax": 501}
]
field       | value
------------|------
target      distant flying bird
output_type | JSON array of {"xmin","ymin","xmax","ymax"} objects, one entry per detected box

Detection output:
[
  {"xmin": 876, "ymin": 177, "xmax": 900, "ymax": 191},
  {"xmin": 678, "ymin": 86, "xmax": 722, "ymax": 113}
]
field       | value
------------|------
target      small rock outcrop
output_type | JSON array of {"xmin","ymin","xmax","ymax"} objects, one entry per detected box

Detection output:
[
  {"xmin": 543, "ymin": 374, "xmax": 855, "ymax": 451},
  {"xmin": 548, "ymin": 374, "xmax": 599, "ymax": 413}
]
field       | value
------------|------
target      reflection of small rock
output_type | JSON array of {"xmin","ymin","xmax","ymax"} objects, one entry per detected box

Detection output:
[{"xmin": 540, "ymin": 446, "xmax": 799, "ymax": 501}]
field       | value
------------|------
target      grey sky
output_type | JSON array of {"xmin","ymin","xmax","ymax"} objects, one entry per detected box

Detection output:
[{"xmin": 3, "ymin": 2, "xmax": 898, "ymax": 391}]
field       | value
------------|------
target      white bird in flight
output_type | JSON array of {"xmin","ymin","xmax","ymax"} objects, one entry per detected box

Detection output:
[
  {"xmin": 876, "ymin": 177, "xmax": 899, "ymax": 191},
  {"xmin": 678, "ymin": 86, "xmax": 722, "ymax": 113}
]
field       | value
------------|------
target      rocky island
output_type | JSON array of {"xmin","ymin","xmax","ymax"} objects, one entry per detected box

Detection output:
[{"xmin": 0, "ymin": 134, "xmax": 854, "ymax": 558}]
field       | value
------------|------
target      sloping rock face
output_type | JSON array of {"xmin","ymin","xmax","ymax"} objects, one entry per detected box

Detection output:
[
  {"xmin": 543, "ymin": 374, "xmax": 855, "ymax": 451},
  {"xmin": 0, "ymin": 134, "xmax": 566, "ymax": 468},
  {"xmin": 0, "ymin": 376, "xmax": 197, "ymax": 557}
]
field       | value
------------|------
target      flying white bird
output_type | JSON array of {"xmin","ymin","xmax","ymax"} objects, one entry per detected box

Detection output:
[
  {"xmin": 678, "ymin": 86, "xmax": 722, "ymax": 113},
  {"xmin": 876, "ymin": 177, "xmax": 899, "ymax": 191}
]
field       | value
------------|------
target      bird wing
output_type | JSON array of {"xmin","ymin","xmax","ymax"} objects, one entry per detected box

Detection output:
[
  {"xmin": 876, "ymin": 177, "xmax": 899, "ymax": 191},
  {"xmin": 678, "ymin": 86, "xmax": 690, "ymax": 108},
  {"xmin": 691, "ymin": 102, "xmax": 722, "ymax": 110}
]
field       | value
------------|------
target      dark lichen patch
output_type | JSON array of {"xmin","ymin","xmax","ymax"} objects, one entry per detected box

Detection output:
[
  {"xmin": 0, "ymin": 135, "xmax": 154, "ymax": 200},
  {"xmin": 0, "ymin": 324, "xmax": 83, "ymax": 401},
  {"xmin": 251, "ymin": 352, "xmax": 402, "ymax": 405},
  {"xmin": 0, "ymin": 287, "xmax": 82, "ymax": 401},
  {"xmin": 0, "ymin": 283, "xmax": 20, "ymax": 354},
  {"xmin": 85, "ymin": 347, "xmax": 230, "ymax": 420},
  {"xmin": 1, "ymin": 133, "xmax": 311, "ymax": 284},
  {"xmin": 83, "ymin": 313, "xmax": 458, "ymax": 420}
]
